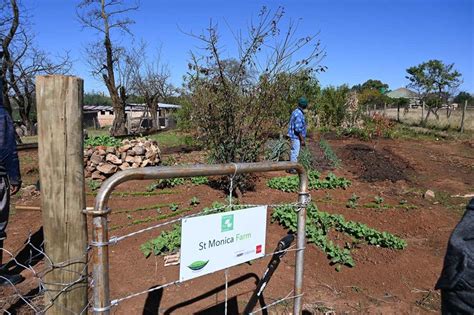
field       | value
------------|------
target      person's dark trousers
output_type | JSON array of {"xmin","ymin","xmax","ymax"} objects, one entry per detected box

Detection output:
[
  {"xmin": 436, "ymin": 198, "xmax": 474, "ymax": 315},
  {"xmin": 0, "ymin": 174, "xmax": 9, "ymax": 265},
  {"xmin": 0, "ymin": 174, "xmax": 23, "ymax": 286}
]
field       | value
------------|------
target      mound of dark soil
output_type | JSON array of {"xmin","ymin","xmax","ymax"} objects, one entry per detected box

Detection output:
[{"xmin": 340, "ymin": 144, "xmax": 411, "ymax": 182}]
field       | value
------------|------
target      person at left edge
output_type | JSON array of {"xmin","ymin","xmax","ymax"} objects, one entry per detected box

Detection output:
[{"xmin": 0, "ymin": 47, "xmax": 23, "ymax": 286}]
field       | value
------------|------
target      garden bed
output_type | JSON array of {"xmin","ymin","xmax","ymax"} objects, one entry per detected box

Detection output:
[{"xmin": 4, "ymin": 136, "xmax": 474, "ymax": 313}]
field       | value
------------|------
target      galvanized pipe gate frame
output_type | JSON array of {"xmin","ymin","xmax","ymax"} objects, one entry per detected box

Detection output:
[{"xmin": 86, "ymin": 161, "xmax": 310, "ymax": 314}]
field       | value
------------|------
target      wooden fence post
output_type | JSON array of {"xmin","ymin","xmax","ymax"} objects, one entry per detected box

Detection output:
[
  {"xmin": 36, "ymin": 75, "xmax": 88, "ymax": 314},
  {"xmin": 460, "ymin": 100, "xmax": 468, "ymax": 133}
]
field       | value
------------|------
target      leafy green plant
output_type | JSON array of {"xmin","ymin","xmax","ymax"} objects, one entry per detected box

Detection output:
[
  {"xmin": 374, "ymin": 196, "xmax": 384, "ymax": 205},
  {"xmin": 272, "ymin": 203, "xmax": 406, "ymax": 269},
  {"xmin": 140, "ymin": 225, "xmax": 181, "ymax": 258},
  {"xmin": 319, "ymin": 138, "xmax": 341, "ymax": 167},
  {"xmin": 267, "ymin": 171, "xmax": 351, "ymax": 193},
  {"xmin": 265, "ymin": 136, "xmax": 290, "ymax": 162},
  {"xmin": 140, "ymin": 202, "xmax": 250, "ymax": 257},
  {"xmin": 346, "ymin": 194, "xmax": 360, "ymax": 209},
  {"xmin": 169, "ymin": 203, "xmax": 179, "ymax": 211},
  {"xmin": 190, "ymin": 197, "xmax": 200, "ymax": 206},
  {"xmin": 190, "ymin": 176, "xmax": 209, "ymax": 185},
  {"xmin": 85, "ymin": 135, "xmax": 121, "ymax": 147},
  {"xmin": 148, "ymin": 177, "xmax": 186, "ymax": 191},
  {"xmin": 87, "ymin": 179, "xmax": 101, "ymax": 191}
]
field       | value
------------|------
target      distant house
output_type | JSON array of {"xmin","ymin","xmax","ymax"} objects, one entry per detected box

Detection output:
[
  {"xmin": 386, "ymin": 88, "xmax": 419, "ymax": 108},
  {"xmin": 83, "ymin": 103, "xmax": 181, "ymax": 130}
]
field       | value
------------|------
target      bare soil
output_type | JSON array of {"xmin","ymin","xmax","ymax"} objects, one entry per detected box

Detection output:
[{"xmin": 2, "ymin": 136, "xmax": 474, "ymax": 314}]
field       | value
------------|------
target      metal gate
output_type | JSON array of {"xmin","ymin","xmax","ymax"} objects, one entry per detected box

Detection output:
[{"xmin": 85, "ymin": 161, "xmax": 309, "ymax": 314}]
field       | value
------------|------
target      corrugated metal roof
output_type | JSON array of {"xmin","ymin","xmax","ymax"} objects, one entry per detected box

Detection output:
[
  {"xmin": 386, "ymin": 88, "xmax": 419, "ymax": 99},
  {"xmin": 83, "ymin": 103, "xmax": 181, "ymax": 112}
]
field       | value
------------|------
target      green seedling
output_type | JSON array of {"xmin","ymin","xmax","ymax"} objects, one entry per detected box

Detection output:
[
  {"xmin": 169, "ymin": 203, "xmax": 179, "ymax": 211},
  {"xmin": 346, "ymin": 194, "xmax": 360, "ymax": 209},
  {"xmin": 190, "ymin": 197, "xmax": 200, "ymax": 206}
]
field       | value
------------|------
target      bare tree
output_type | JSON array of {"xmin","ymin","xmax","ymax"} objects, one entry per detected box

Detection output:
[
  {"xmin": 1, "ymin": 0, "xmax": 71, "ymax": 135},
  {"xmin": 185, "ymin": 6, "xmax": 325, "ymax": 192},
  {"xmin": 1, "ymin": 0, "xmax": 20, "ymax": 116},
  {"xmin": 130, "ymin": 44, "xmax": 174, "ymax": 131},
  {"xmin": 77, "ymin": 0, "xmax": 139, "ymax": 136}
]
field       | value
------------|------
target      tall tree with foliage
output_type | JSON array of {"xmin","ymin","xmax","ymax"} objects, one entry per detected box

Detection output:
[
  {"xmin": 406, "ymin": 59, "xmax": 462, "ymax": 124},
  {"xmin": 271, "ymin": 70, "xmax": 320, "ymax": 131},
  {"xmin": 317, "ymin": 85, "xmax": 350, "ymax": 127},
  {"xmin": 185, "ymin": 6, "xmax": 325, "ymax": 192},
  {"xmin": 352, "ymin": 79, "xmax": 389, "ymax": 93},
  {"xmin": 77, "ymin": 0, "xmax": 139, "ymax": 136},
  {"xmin": 454, "ymin": 91, "xmax": 473, "ymax": 106}
]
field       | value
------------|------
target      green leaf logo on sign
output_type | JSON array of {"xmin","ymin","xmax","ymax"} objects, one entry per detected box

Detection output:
[
  {"xmin": 188, "ymin": 260, "xmax": 209, "ymax": 271},
  {"xmin": 221, "ymin": 214, "xmax": 234, "ymax": 232}
]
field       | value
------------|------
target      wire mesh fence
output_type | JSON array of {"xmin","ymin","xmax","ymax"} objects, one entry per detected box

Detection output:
[
  {"xmin": 2, "ymin": 162, "xmax": 309, "ymax": 314},
  {"xmin": 96, "ymin": 202, "xmax": 305, "ymax": 313},
  {"xmin": 1, "ymin": 203, "xmax": 305, "ymax": 314},
  {"xmin": 0, "ymin": 230, "xmax": 91, "ymax": 314}
]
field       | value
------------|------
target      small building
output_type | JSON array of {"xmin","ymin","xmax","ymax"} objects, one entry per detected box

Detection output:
[
  {"xmin": 386, "ymin": 88, "xmax": 419, "ymax": 108},
  {"xmin": 83, "ymin": 103, "xmax": 181, "ymax": 131}
]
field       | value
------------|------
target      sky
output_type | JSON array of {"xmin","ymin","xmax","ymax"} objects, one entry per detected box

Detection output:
[{"xmin": 26, "ymin": 0, "xmax": 473, "ymax": 93}]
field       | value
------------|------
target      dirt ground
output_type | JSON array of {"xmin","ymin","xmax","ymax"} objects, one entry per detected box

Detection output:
[{"xmin": 2, "ymin": 135, "xmax": 474, "ymax": 314}]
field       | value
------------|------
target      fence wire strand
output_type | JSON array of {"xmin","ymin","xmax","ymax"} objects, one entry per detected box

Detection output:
[
  {"xmin": 2, "ymin": 199, "xmax": 307, "ymax": 313},
  {"xmin": 97, "ymin": 201, "xmax": 306, "ymax": 313}
]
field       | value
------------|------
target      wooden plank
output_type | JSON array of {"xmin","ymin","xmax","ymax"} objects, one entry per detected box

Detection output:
[
  {"xmin": 14, "ymin": 205, "xmax": 41, "ymax": 211},
  {"xmin": 36, "ymin": 75, "xmax": 88, "ymax": 314}
]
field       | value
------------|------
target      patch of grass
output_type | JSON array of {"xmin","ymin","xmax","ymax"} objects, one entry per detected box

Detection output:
[
  {"xmin": 267, "ymin": 171, "xmax": 351, "ymax": 193},
  {"xmin": 86, "ymin": 128, "xmax": 109, "ymax": 137},
  {"xmin": 87, "ymin": 179, "xmax": 101, "ymax": 191},
  {"xmin": 148, "ymin": 130, "xmax": 195, "ymax": 148},
  {"xmin": 115, "ymin": 203, "xmax": 173, "ymax": 214},
  {"xmin": 86, "ymin": 189, "xmax": 176, "ymax": 197},
  {"xmin": 363, "ymin": 202, "xmax": 390, "ymax": 210}
]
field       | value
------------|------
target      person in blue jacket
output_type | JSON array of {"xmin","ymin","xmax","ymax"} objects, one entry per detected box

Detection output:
[
  {"xmin": 287, "ymin": 97, "xmax": 308, "ymax": 173},
  {"xmin": 0, "ymin": 48, "xmax": 23, "ymax": 285}
]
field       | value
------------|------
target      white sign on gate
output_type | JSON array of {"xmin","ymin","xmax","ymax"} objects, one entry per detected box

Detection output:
[{"xmin": 180, "ymin": 206, "xmax": 267, "ymax": 282}]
